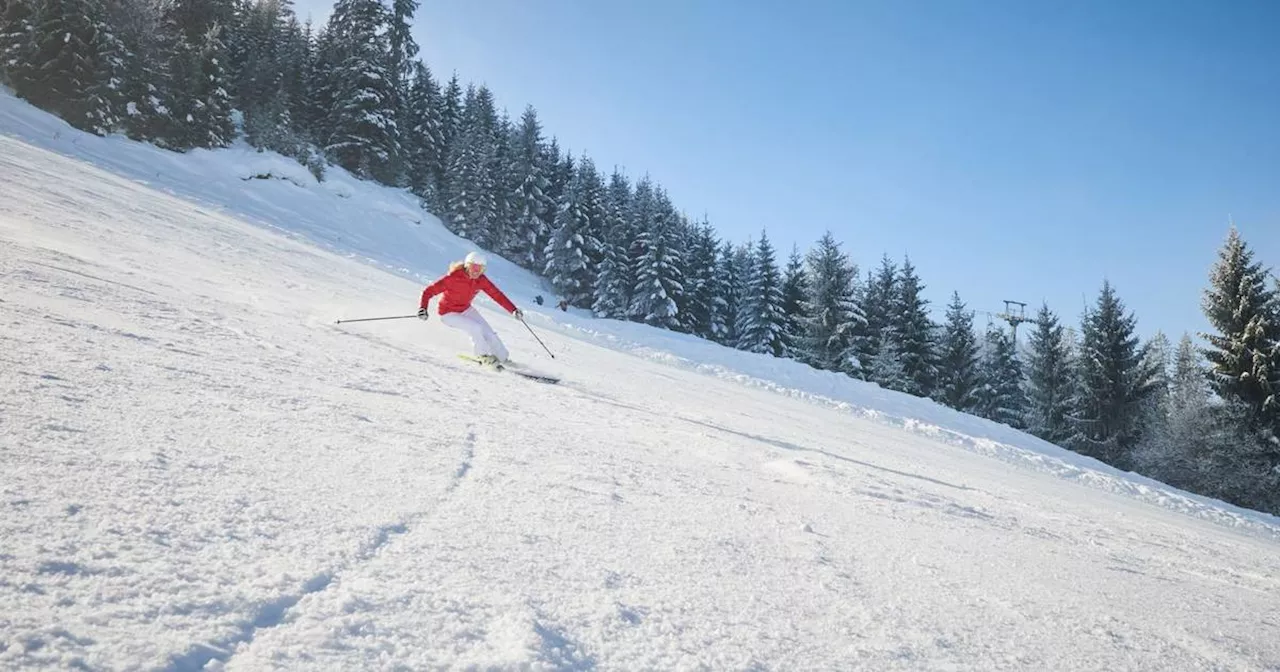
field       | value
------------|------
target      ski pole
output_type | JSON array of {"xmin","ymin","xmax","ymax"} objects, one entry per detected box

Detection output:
[
  {"xmin": 519, "ymin": 315, "xmax": 556, "ymax": 359},
  {"xmin": 335, "ymin": 314, "xmax": 419, "ymax": 324}
]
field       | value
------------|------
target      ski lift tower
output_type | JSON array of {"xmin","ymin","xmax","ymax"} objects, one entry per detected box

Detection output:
[{"xmin": 997, "ymin": 300, "xmax": 1032, "ymax": 343}]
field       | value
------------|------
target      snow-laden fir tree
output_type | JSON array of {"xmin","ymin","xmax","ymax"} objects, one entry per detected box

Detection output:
[
  {"xmin": 319, "ymin": 0, "xmax": 400, "ymax": 183},
  {"xmin": 535, "ymin": 144, "xmax": 573, "ymax": 273},
  {"xmin": 1065, "ymin": 281, "xmax": 1160, "ymax": 469},
  {"xmin": 629, "ymin": 186, "xmax": 685, "ymax": 329},
  {"xmin": 976, "ymin": 324, "xmax": 1027, "ymax": 428},
  {"xmin": 592, "ymin": 169, "xmax": 633, "ymax": 319},
  {"xmin": 857, "ymin": 254, "xmax": 898, "ymax": 372},
  {"xmin": 544, "ymin": 155, "xmax": 605, "ymax": 308},
  {"xmin": 680, "ymin": 220, "xmax": 726, "ymax": 340},
  {"xmin": 506, "ymin": 106, "xmax": 554, "ymax": 267},
  {"xmin": 797, "ymin": 231, "xmax": 863, "ymax": 376},
  {"xmin": 623, "ymin": 176, "xmax": 658, "ymax": 320},
  {"xmin": 403, "ymin": 61, "xmax": 445, "ymax": 203},
  {"xmin": 736, "ymin": 231, "xmax": 787, "ymax": 356},
  {"xmin": 107, "ymin": 0, "xmax": 173, "ymax": 144},
  {"xmin": 23, "ymin": 0, "xmax": 123, "ymax": 135},
  {"xmin": 1198, "ymin": 226, "xmax": 1280, "ymax": 511},
  {"xmin": 714, "ymin": 239, "xmax": 746, "ymax": 346},
  {"xmin": 779, "ymin": 245, "xmax": 810, "ymax": 360},
  {"xmin": 1200, "ymin": 226, "xmax": 1280, "ymax": 437},
  {"xmin": 896, "ymin": 256, "xmax": 937, "ymax": 398},
  {"xmin": 1131, "ymin": 333, "xmax": 1215, "ymax": 491},
  {"xmin": 436, "ymin": 73, "xmax": 463, "ymax": 185},
  {"xmin": 934, "ymin": 291, "xmax": 982, "ymax": 413},
  {"xmin": 0, "ymin": 0, "xmax": 38, "ymax": 92},
  {"xmin": 165, "ymin": 0, "xmax": 236, "ymax": 149},
  {"xmin": 870, "ymin": 329, "xmax": 910, "ymax": 393},
  {"xmin": 1024, "ymin": 303, "xmax": 1075, "ymax": 444},
  {"xmin": 236, "ymin": 0, "xmax": 306, "ymax": 157}
]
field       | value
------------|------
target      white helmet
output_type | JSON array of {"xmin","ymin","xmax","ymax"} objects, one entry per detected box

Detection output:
[{"xmin": 464, "ymin": 251, "xmax": 488, "ymax": 268}]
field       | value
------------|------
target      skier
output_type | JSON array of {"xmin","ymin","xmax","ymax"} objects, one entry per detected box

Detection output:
[{"xmin": 418, "ymin": 252, "xmax": 523, "ymax": 365}]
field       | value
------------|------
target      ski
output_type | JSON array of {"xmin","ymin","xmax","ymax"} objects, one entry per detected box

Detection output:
[{"xmin": 457, "ymin": 354, "xmax": 560, "ymax": 384}]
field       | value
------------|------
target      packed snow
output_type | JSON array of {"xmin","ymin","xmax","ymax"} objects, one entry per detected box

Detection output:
[{"xmin": 3, "ymin": 90, "xmax": 1280, "ymax": 670}]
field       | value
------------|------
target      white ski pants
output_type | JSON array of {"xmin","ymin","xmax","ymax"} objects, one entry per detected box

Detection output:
[{"xmin": 441, "ymin": 307, "xmax": 509, "ymax": 361}]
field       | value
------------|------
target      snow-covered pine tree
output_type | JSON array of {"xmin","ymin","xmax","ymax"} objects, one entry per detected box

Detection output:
[
  {"xmin": 857, "ymin": 254, "xmax": 898, "ymax": 373},
  {"xmin": 435, "ymin": 72, "xmax": 463, "ymax": 190},
  {"xmin": 1024, "ymin": 303, "xmax": 1075, "ymax": 444},
  {"xmin": 544, "ymin": 155, "xmax": 605, "ymax": 308},
  {"xmin": 779, "ymin": 245, "xmax": 810, "ymax": 360},
  {"xmin": 24, "ymin": 0, "xmax": 122, "ymax": 135},
  {"xmin": 713, "ymin": 239, "xmax": 742, "ymax": 345},
  {"xmin": 592, "ymin": 169, "xmax": 633, "ymax": 319},
  {"xmin": 108, "ymin": 0, "xmax": 173, "ymax": 144},
  {"xmin": 623, "ymin": 176, "xmax": 657, "ymax": 321},
  {"xmin": 896, "ymin": 256, "xmax": 937, "ymax": 398},
  {"xmin": 506, "ymin": 106, "xmax": 554, "ymax": 268},
  {"xmin": 1065, "ymin": 281, "xmax": 1160, "ymax": 469},
  {"xmin": 0, "ymin": 0, "xmax": 38, "ymax": 93},
  {"xmin": 796, "ymin": 231, "xmax": 863, "ymax": 375},
  {"xmin": 870, "ymin": 330, "xmax": 909, "ymax": 393},
  {"xmin": 629, "ymin": 186, "xmax": 685, "ymax": 329},
  {"xmin": 680, "ymin": 220, "xmax": 722, "ymax": 340},
  {"xmin": 1198, "ymin": 226, "xmax": 1280, "ymax": 512},
  {"xmin": 736, "ymin": 230, "xmax": 787, "ymax": 356},
  {"xmin": 976, "ymin": 324, "xmax": 1027, "ymax": 428},
  {"xmin": 236, "ymin": 0, "xmax": 304, "ymax": 156},
  {"xmin": 1133, "ymin": 333, "xmax": 1214, "ymax": 490},
  {"xmin": 165, "ymin": 0, "xmax": 236, "ymax": 149},
  {"xmin": 1201, "ymin": 226, "xmax": 1280, "ymax": 436},
  {"xmin": 403, "ymin": 61, "xmax": 444, "ymax": 203},
  {"xmin": 320, "ymin": 0, "xmax": 400, "ymax": 184},
  {"xmin": 934, "ymin": 291, "xmax": 982, "ymax": 413}
]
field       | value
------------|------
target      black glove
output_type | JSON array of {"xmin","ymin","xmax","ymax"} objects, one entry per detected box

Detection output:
[{"xmin": 417, "ymin": 307, "xmax": 429, "ymax": 321}]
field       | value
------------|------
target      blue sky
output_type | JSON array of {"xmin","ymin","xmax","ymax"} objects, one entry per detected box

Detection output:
[{"xmin": 295, "ymin": 0, "xmax": 1279, "ymax": 341}]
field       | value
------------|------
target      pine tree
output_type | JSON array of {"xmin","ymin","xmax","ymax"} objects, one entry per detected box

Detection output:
[
  {"xmin": 403, "ymin": 61, "xmax": 444, "ymax": 203},
  {"xmin": 1198, "ymin": 227, "xmax": 1280, "ymax": 512},
  {"xmin": 976, "ymin": 324, "xmax": 1027, "ymax": 428},
  {"xmin": 736, "ymin": 231, "xmax": 787, "ymax": 356},
  {"xmin": 545, "ymin": 155, "xmax": 605, "ymax": 308},
  {"xmin": 1141, "ymin": 333, "xmax": 1214, "ymax": 490},
  {"xmin": 630, "ymin": 186, "xmax": 685, "ymax": 329},
  {"xmin": 165, "ymin": 0, "xmax": 236, "ymax": 149},
  {"xmin": 680, "ymin": 220, "xmax": 722, "ymax": 340},
  {"xmin": 896, "ymin": 256, "xmax": 937, "ymax": 397},
  {"xmin": 24, "ymin": 0, "xmax": 122, "ymax": 134},
  {"xmin": 857, "ymin": 254, "xmax": 899, "ymax": 373},
  {"xmin": 624, "ymin": 176, "xmax": 658, "ymax": 321},
  {"xmin": 592, "ymin": 169, "xmax": 633, "ymax": 319},
  {"xmin": 507, "ymin": 106, "xmax": 554, "ymax": 267},
  {"xmin": 1066, "ymin": 281, "xmax": 1160, "ymax": 469},
  {"xmin": 1024, "ymin": 304, "xmax": 1075, "ymax": 444},
  {"xmin": 108, "ymin": 0, "xmax": 173, "ymax": 143},
  {"xmin": 870, "ymin": 330, "xmax": 909, "ymax": 393},
  {"xmin": 320, "ymin": 0, "xmax": 400, "ymax": 183},
  {"xmin": 1, "ymin": 0, "xmax": 39, "ymax": 95},
  {"xmin": 797, "ymin": 231, "xmax": 863, "ymax": 375},
  {"xmin": 437, "ymin": 72, "xmax": 463, "ymax": 172},
  {"xmin": 1200, "ymin": 226, "xmax": 1280, "ymax": 436},
  {"xmin": 714, "ymin": 239, "xmax": 745, "ymax": 346},
  {"xmin": 779, "ymin": 245, "xmax": 810, "ymax": 360},
  {"xmin": 935, "ymin": 292, "xmax": 982, "ymax": 413}
]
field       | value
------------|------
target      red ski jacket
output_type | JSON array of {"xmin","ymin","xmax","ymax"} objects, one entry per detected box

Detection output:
[{"xmin": 420, "ymin": 264, "xmax": 517, "ymax": 316}]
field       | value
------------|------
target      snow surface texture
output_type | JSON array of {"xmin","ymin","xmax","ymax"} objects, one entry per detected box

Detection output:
[{"xmin": 3, "ymin": 91, "xmax": 1280, "ymax": 670}]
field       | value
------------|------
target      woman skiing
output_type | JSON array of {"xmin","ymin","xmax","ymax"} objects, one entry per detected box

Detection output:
[{"xmin": 418, "ymin": 252, "xmax": 523, "ymax": 365}]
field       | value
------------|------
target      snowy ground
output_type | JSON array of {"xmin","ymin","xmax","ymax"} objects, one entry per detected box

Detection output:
[{"xmin": 3, "ymin": 94, "xmax": 1280, "ymax": 670}]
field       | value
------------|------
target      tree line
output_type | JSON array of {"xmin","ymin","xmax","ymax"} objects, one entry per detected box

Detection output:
[{"xmin": 3, "ymin": 0, "xmax": 1277, "ymax": 515}]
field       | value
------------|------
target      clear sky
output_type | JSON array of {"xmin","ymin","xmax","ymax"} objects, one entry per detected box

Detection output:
[{"xmin": 294, "ymin": 0, "xmax": 1279, "ymax": 341}]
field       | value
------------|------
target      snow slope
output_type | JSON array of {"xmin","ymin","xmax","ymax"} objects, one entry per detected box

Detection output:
[{"xmin": 3, "ymin": 92, "xmax": 1280, "ymax": 670}]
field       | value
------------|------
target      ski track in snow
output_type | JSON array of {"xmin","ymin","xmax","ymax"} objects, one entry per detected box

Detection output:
[{"xmin": 3, "ymin": 94, "xmax": 1280, "ymax": 670}]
